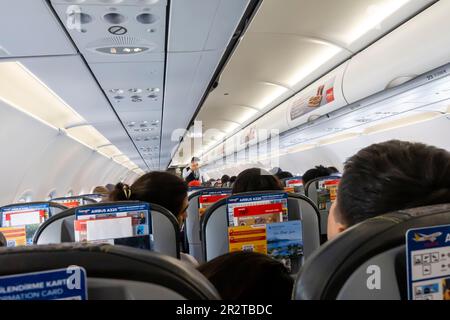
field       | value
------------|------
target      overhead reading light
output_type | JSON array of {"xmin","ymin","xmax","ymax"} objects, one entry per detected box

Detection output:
[{"xmin": 0, "ymin": 61, "xmax": 140, "ymax": 172}]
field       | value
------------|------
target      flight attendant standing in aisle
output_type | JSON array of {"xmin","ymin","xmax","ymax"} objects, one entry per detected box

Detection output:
[{"xmin": 182, "ymin": 157, "xmax": 205, "ymax": 184}]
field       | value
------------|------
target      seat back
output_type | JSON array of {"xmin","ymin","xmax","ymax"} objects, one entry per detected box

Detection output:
[
  {"xmin": 0, "ymin": 243, "xmax": 219, "ymax": 300},
  {"xmin": 283, "ymin": 177, "xmax": 304, "ymax": 195},
  {"xmin": 201, "ymin": 191, "xmax": 320, "ymax": 271},
  {"xmin": 79, "ymin": 194, "xmax": 106, "ymax": 203},
  {"xmin": 294, "ymin": 203, "xmax": 450, "ymax": 300},
  {"xmin": 305, "ymin": 176, "xmax": 341, "ymax": 238},
  {"xmin": 186, "ymin": 188, "xmax": 231, "ymax": 262},
  {"xmin": 0, "ymin": 202, "xmax": 68, "ymax": 247},
  {"xmin": 34, "ymin": 201, "xmax": 181, "ymax": 258},
  {"xmin": 51, "ymin": 196, "xmax": 97, "ymax": 208}
]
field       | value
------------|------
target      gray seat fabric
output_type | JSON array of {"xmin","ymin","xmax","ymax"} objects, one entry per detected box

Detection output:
[
  {"xmin": 305, "ymin": 176, "xmax": 341, "ymax": 237},
  {"xmin": 34, "ymin": 201, "xmax": 181, "ymax": 259},
  {"xmin": 186, "ymin": 188, "xmax": 231, "ymax": 263},
  {"xmin": 294, "ymin": 203, "xmax": 450, "ymax": 300},
  {"xmin": 200, "ymin": 191, "xmax": 321, "ymax": 264},
  {"xmin": 0, "ymin": 243, "xmax": 220, "ymax": 300}
]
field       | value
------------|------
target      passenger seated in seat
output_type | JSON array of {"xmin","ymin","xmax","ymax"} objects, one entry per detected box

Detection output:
[
  {"xmin": 197, "ymin": 251, "xmax": 293, "ymax": 300},
  {"xmin": 231, "ymin": 168, "xmax": 283, "ymax": 194},
  {"xmin": 302, "ymin": 165, "xmax": 331, "ymax": 185},
  {"xmin": 0, "ymin": 232, "xmax": 6, "ymax": 247},
  {"xmin": 328, "ymin": 140, "xmax": 450, "ymax": 240},
  {"xmin": 110, "ymin": 172, "xmax": 197, "ymax": 265},
  {"xmin": 276, "ymin": 171, "xmax": 294, "ymax": 180},
  {"xmin": 229, "ymin": 176, "xmax": 237, "ymax": 187},
  {"xmin": 221, "ymin": 175, "xmax": 231, "ymax": 187},
  {"xmin": 92, "ymin": 185, "xmax": 110, "ymax": 201}
]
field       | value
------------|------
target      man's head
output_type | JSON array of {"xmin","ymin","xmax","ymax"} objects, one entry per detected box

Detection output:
[
  {"xmin": 302, "ymin": 165, "xmax": 331, "ymax": 185},
  {"xmin": 328, "ymin": 140, "xmax": 450, "ymax": 240},
  {"xmin": 190, "ymin": 157, "xmax": 200, "ymax": 170}
]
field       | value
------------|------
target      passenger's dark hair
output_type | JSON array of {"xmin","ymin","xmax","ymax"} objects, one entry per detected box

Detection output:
[
  {"xmin": 109, "ymin": 171, "xmax": 188, "ymax": 218},
  {"xmin": 197, "ymin": 251, "xmax": 293, "ymax": 300},
  {"xmin": 337, "ymin": 140, "xmax": 450, "ymax": 226},
  {"xmin": 221, "ymin": 175, "xmax": 230, "ymax": 184},
  {"xmin": 232, "ymin": 168, "xmax": 283, "ymax": 194},
  {"xmin": 276, "ymin": 171, "xmax": 294, "ymax": 180},
  {"xmin": 0, "ymin": 232, "xmax": 6, "ymax": 247},
  {"xmin": 302, "ymin": 165, "xmax": 331, "ymax": 185},
  {"xmin": 229, "ymin": 176, "xmax": 237, "ymax": 184},
  {"xmin": 328, "ymin": 166, "xmax": 339, "ymax": 174},
  {"xmin": 191, "ymin": 157, "xmax": 200, "ymax": 163},
  {"xmin": 269, "ymin": 167, "xmax": 282, "ymax": 175}
]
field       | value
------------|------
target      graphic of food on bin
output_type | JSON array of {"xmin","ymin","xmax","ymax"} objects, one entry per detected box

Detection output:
[{"xmin": 308, "ymin": 85, "xmax": 325, "ymax": 108}]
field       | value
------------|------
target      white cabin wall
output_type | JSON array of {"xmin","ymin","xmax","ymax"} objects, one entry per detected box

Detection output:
[{"xmin": 0, "ymin": 100, "xmax": 136, "ymax": 206}]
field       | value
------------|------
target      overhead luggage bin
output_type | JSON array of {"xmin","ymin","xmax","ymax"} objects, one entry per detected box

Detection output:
[
  {"xmin": 294, "ymin": 203, "xmax": 450, "ymax": 300},
  {"xmin": 342, "ymin": 0, "xmax": 450, "ymax": 104},
  {"xmin": 34, "ymin": 201, "xmax": 181, "ymax": 259},
  {"xmin": 0, "ymin": 243, "xmax": 219, "ymax": 300}
]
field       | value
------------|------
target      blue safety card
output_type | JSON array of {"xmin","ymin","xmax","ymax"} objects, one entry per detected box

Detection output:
[
  {"xmin": 406, "ymin": 224, "xmax": 450, "ymax": 300},
  {"xmin": 0, "ymin": 267, "xmax": 88, "ymax": 300}
]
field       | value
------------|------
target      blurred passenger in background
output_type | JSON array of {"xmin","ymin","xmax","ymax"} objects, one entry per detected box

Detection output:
[
  {"xmin": 232, "ymin": 168, "xmax": 283, "ymax": 194},
  {"xmin": 302, "ymin": 165, "xmax": 332, "ymax": 185}
]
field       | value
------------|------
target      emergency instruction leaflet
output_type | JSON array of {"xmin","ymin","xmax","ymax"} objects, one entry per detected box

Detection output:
[
  {"xmin": 198, "ymin": 189, "xmax": 231, "ymax": 217},
  {"xmin": 317, "ymin": 179, "xmax": 340, "ymax": 210},
  {"xmin": 0, "ymin": 267, "xmax": 87, "ymax": 300},
  {"xmin": 226, "ymin": 193, "xmax": 288, "ymax": 227},
  {"xmin": 74, "ymin": 203, "xmax": 152, "ymax": 250},
  {"xmin": 285, "ymin": 177, "xmax": 304, "ymax": 194},
  {"xmin": 406, "ymin": 224, "xmax": 450, "ymax": 300},
  {"xmin": 53, "ymin": 197, "xmax": 83, "ymax": 208},
  {"xmin": 228, "ymin": 221, "xmax": 303, "ymax": 273},
  {"xmin": 0, "ymin": 203, "xmax": 51, "ymax": 246}
]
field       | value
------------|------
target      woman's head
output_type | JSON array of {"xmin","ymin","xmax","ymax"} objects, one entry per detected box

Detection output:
[
  {"xmin": 221, "ymin": 175, "xmax": 230, "ymax": 184},
  {"xmin": 110, "ymin": 171, "xmax": 188, "ymax": 222},
  {"xmin": 232, "ymin": 168, "xmax": 283, "ymax": 194},
  {"xmin": 197, "ymin": 251, "xmax": 293, "ymax": 300}
]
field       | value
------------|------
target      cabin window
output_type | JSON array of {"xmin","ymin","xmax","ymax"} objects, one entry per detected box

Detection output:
[{"xmin": 17, "ymin": 191, "xmax": 33, "ymax": 203}]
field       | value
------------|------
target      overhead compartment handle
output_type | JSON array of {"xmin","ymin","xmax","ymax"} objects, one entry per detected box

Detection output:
[{"xmin": 385, "ymin": 75, "xmax": 418, "ymax": 90}]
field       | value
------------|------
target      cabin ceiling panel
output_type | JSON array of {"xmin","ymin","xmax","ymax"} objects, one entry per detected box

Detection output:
[
  {"xmin": 0, "ymin": 0, "xmax": 76, "ymax": 58},
  {"xmin": 51, "ymin": 0, "xmax": 167, "ymax": 63}
]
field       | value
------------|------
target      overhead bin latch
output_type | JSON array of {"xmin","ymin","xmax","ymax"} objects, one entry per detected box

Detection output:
[{"xmin": 385, "ymin": 75, "xmax": 418, "ymax": 90}]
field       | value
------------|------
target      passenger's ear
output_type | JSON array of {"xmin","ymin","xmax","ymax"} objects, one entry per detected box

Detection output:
[{"xmin": 327, "ymin": 198, "xmax": 347, "ymax": 240}]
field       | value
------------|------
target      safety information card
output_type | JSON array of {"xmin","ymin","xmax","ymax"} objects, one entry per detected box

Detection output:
[{"xmin": 406, "ymin": 224, "xmax": 450, "ymax": 300}]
